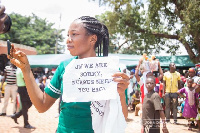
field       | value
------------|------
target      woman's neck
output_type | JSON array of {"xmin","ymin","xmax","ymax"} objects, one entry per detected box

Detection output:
[{"xmin": 78, "ymin": 51, "xmax": 96, "ymax": 59}]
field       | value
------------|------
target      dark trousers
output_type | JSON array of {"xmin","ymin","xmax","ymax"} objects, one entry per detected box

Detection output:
[
  {"xmin": 15, "ymin": 86, "xmax": 32, "ymax": 126},
  {"xmin": 164, "ymin": 93, "xmax": 178, "ymax": 122}
]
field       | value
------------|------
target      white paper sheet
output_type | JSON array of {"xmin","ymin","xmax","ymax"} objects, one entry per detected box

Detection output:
[{"xmin": 62, "ymin": 56, "xmax": 119, "ymax": 103}]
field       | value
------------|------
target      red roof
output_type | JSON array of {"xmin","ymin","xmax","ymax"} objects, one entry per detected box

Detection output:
[{"xmin": 0, "ymin": 40, "xmax": 37, "ymax": 55}]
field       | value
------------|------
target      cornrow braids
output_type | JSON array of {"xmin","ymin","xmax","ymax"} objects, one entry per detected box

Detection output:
[{"xmin": 77, "ymin": 16, "xmax": 109, "ymax": 56}]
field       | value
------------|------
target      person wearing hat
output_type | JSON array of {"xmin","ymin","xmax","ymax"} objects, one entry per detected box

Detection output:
[{"xmin": 188, "ymin": 68, "xmax": 199, "ymax": 85}]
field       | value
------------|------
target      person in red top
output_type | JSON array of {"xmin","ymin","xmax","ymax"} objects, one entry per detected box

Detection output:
[{"xmin": 135, "ymin": 58, "xmax": 163, "ymax": 104}]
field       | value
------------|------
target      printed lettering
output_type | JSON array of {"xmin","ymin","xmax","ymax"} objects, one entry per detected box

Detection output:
[
  {"xmin": 84, "ymin": 63, "xmax": 93, "ymax": 68},
  {"xmin": 92, "ymin": 87, "xmax": 105, "ymax": 92},
  {"xmin": 75, "ymin": 64, "xmax": 83, "ymax": 69},
  {"xmin": 78, "ymin": 88, "xmax": 90, "ymax": 92}
]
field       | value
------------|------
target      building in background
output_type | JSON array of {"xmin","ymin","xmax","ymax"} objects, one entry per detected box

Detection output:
[{"xmin": 0, "ymin": 40, "xmax": 37, "ymax": 71}]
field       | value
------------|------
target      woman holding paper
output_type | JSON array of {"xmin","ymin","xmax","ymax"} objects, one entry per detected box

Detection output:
[{"xmin": 8, "ymin": 16, "xmax": 129, "ymax": 133}]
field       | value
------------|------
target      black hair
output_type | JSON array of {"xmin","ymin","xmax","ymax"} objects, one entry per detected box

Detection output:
[
  {"xmin": 187, "ymin": 77, "xmax": 194, "ymax": 83},
  {"xmin": 146, "ymin": 76, "xmax": 156, "ymax": 83},
  {"xmin": 169, "ymin": 62, "xmax": 175, "ymax": 67},
  {"xmin": 77, "ymin": 16, "xmax": 109, "ymax": 56}
]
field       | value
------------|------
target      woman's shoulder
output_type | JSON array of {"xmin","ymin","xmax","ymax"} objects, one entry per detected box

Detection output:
[{"xmin": 59, "ymin": 57, "xmax": 77, "ymax": 68}]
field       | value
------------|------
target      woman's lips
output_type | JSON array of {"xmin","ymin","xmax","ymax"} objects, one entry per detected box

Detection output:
[{"xmin": 67, "ymin": 45, "xmax": 74, "ymax": 50}]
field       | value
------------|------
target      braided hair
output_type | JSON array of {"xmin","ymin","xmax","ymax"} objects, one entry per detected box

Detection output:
[{"xmin": 76, "ymin": 16, "xmax": 109, "ymax": 56}]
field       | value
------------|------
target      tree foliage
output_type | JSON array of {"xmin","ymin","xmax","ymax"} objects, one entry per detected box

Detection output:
[
  {"xmin": 93, "ymin": 0, "xmax": 200, "ymax": 63},
  {"xmin": 0, "ymin": 13, "xmax": 65, "ymax": 54}
]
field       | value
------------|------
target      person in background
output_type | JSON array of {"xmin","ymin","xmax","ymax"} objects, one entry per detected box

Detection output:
[
  {"xmin": 135, "ymin": 58, "xmax": 163, "ymax": 104},
  {"xmin": 180, "ymin": 100, "xmax": 185, "ymax": 115},
  {"xmin": 122, "ymin": 68, "xmax": 130, "ymax": 106},
  {"xmin": 128, "ymin": 69, "xmax": 136, "ymax": 110},
  {"xmin": 33, "ymin": 73, "xmax": 39, "ymax": 84},
  {"xmin": 0, "ymin": 62, "xmax": 17, "ymax": 116},
  {"xmin": 184, "ymin": 70, "xmax": 189, "ymax": 78},
  {"xmin": 38, "ymin": 77, "xmax": 45, "ymax": 92},
  {"xmin": 131, "ymin": 90, "xmax": 140, "ymax": 111},
  {"xmin": 0, "ymin": 70, "xmax": 4, "ymax": 102},
  {"xmin": 188, "ymin": 68, "xmax": 199, "ymax": 85},
  {"xmin": 187, "ymin": 68, "xmax": 200, "ymax": 127},
  {"xmin": 10, "ymin": 68, "xmax": 34, "ymax": 129},
  {"xmin": 195, "ymin": 78, "xmax": 200, "ymax": 131},
  {"xmin": 141, "ymin": 76, "xmax": 168, "ymax": 133},
  {"xmin": 197, "ymin": 72, "xmax": 200, "ymax": 77},
  {"xmin": 164, "ymin": 68, "xmax": 169, "ymax": 73},
  {"xmin": 159, "ymin": 79, "xmax": 165, "ymax": 110},
  {"xmin": 45, "ymin": 75, "xmax": 53, "ymax": 87},
  {"xmin": 177, "ymin": 78, "xmax": 198, "ymax": 130},
  {"xmin": 163, "ymin": 62, "xmax": 181, "ymax": 124}
]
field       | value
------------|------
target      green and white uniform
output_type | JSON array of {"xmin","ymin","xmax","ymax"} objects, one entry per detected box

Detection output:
[{"xmin": 45, "ymin": 57, "xmax": 94, "ymax": 133}]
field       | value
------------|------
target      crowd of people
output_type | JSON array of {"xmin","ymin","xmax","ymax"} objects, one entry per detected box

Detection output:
[
  {"xmin": 124, "ymin": 56, "xmax": 200, "ymax": 132},
  {"xmin": 0, "ymin": 62, "xmax": 54, "ymax": 129}
]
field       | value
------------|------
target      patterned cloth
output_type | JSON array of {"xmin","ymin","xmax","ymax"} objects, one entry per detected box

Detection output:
[
  {"xmin": 178, "ymin": 87, "xmax": 198, "ymax": 118},
  {"xmin": 5, "ymin": 65, "xmax": 17, "ymax": 85}
]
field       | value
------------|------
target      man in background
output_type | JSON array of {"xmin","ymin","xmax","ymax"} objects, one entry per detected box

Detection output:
[
  {"xmin": 0, "ymin": 62, "xmax": 17, "ymax": 116},
  {"xmin": 10, "ymin": 68, "xmax": 34, "ymax": 129},
  {"xmin": 163, "ymin": 62, "xmax": 181, "ymax": 124}
]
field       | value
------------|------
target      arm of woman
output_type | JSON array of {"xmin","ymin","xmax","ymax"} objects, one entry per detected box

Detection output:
[
  {"xmin": 112, "ymin": 72, "xmax": 130, "ymax": 119},
  {"xmin": 8, "ymin": 44, "xmax": 56, "ymax": 113},
  {"xmin": 135, "ymin": 59, "xmax": 143, "ymax": 82},
  {"xmin": 157, "ymin": 61, "xmax": 164, "ymax": 81}
]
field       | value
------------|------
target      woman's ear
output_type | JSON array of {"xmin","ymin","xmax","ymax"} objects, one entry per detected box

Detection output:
[{"xmin": 90, "ymin": 34, "xmax": 97, "ymax": 46}]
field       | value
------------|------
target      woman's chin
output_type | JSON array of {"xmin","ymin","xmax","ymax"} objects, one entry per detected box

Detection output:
[{"xmin": 69, "ymin": 52, "xmax": 77, "ymax": 56}]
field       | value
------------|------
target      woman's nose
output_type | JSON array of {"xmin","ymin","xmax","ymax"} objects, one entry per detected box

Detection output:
[{"xmin": 66, "ymin": 36, "xmax": 72, "ymax": 44}]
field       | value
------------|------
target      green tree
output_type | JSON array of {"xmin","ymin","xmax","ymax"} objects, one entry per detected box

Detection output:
[
  {"xmin": 0, "ymin": 13, "xmax": 65, "ymax": 54},
  {"xmin": 93, "ymin": 0, "xmax": 200, "ymax": 63}
]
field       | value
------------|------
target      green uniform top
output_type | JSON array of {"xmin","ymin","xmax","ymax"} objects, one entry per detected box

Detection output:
[
  {"xmin": 45, "ymin": 57, "xmax": 94, "ymax": 133},
  {"xmin": 16, "ymin": 68, "xmax": 26, "ymax": 87}
]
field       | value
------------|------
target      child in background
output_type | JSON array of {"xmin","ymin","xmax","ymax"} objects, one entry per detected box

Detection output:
[
  {"xmin": 132, "ymin": 90, "xmax": 140, "ymax": 111},
  {"xmin": 177, "ymin": 78, "xmax": 198, "ymax": 130},
  {"xmin": 142, "ymin": 76, "xmax": 168, "ymax": 133}
]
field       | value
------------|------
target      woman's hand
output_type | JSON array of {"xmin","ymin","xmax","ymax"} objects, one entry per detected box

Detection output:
[
  {"xmin": 7, "ymin": 44, "xmax": 30, "ymax": 70},
  {"xmin": 112, "ymin": 72, "xmax": 130, "ymax": 95}
]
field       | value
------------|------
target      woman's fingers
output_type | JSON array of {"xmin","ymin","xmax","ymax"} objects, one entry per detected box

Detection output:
[
  {"xmin": 112, "ymin": 72, "xmax": 130, "ymax": 80},
  {"xmin": 112, "ymin": 72, "xmax": 129, "ymax": 85},
  {"xmin": 10, "ymin": 57, "xmax": 24, "ymax": 68},
  {"xmin": 7, "ymin": 44, "xmax": 29, "ymax": 69},
  {"xmin": 112, "ymin": 72, "xmax": 130, "ymax": 94},
  {"xmin": 117, "ymin": 83, "xmax": 127, "ymax": 94}
]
